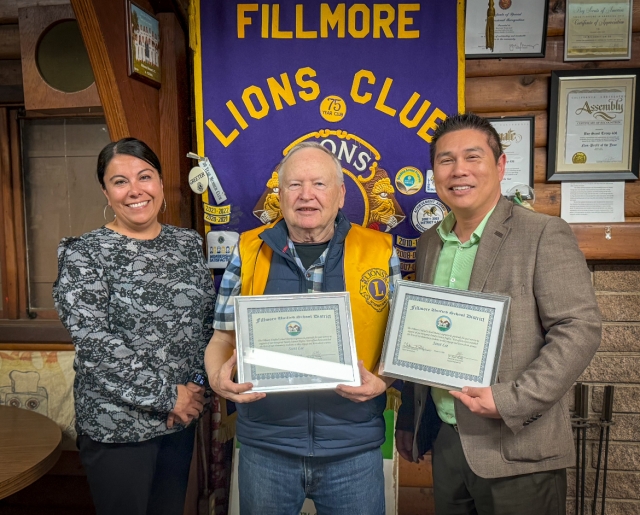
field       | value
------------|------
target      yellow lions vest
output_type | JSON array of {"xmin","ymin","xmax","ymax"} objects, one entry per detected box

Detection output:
[{"xmin": 238, "ymin": 222, "xmax": 392, "ymax": 372}]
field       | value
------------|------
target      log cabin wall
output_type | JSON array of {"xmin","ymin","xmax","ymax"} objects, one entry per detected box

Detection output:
[{"xmin": 399, "ymin": 2, "xmax": 640, "ymax": 515}]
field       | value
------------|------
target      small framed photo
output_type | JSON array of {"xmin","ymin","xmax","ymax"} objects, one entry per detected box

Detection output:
[
  {"xmin": 488, "ymin": 116, "xmax": 535, "ymax": 198},
  {"xmin": 125, "ymin": 0, "xmax": 161, "ymax": 87},
  {"xmin": 565, "ymin": 0, "xmax": 633, "ymax": 61},
  {"xmin": 379, "ymin": 281, "xmax": 510, "ymax": 391},
  {"xmin": 547, "ymin": 69, "xmax": 639, "ymax": 182},
  {"xmin": 465, "ymin": 0, "xmax": 549, "ymax": 59},
  {"xmin": 234, "ymin": 292, "xmax": 361, "ymax": 393}
]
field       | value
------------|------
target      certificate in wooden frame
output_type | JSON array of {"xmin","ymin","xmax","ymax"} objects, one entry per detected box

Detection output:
[
  {"xmin": 487, "ymin": 116, "xmax": 535, "ymax": 197},
  {"xmin": 465, "ymin": 0, "xmax": 549, "ymax": 59},
  {"xmin": 547, "ymin": 69, "xmax": 639, "ymax": 182},
  {"xmin": 379, "ymin": 281, "xmax": 510, "ymax": 391},
  {"xmin": 125, "ymin": 0, "xmax": 161, "ymax": 87},
  {"xmin": 565, "ymin": 0, "xmax": 633, "ymax": 61}
]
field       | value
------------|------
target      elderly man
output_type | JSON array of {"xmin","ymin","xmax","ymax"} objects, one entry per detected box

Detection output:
[
  {"xmin": 396, "ymin": 113, "xmax": 601, "ymax": 515},
  {"xmin": 205, "ymin": 142, "xmax": 400, "ymax": 515}
]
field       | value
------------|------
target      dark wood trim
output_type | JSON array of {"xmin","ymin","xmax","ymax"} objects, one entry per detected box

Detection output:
[
  {"xmin": 0, "ymin": 107, "xmax": 18, "ymax": 319},
  {"xmin": 0, "ymin": 320, "xmax": 72, "ymax": 343},
  {"xmin": 0, "ymin": 108, "xmax": 7, "ymax": 319},
  {"xmin": 0, "ymin": 25, "xmax": 20, "ymax": 60},
  {"xmin": 158, "ymin": 12, "xmax": 192, "ymax": 228},
  {"xmin": 71, "ymin": 0, "xmax": 130, "ymax": 140},
  {"xmin": 9, "ymin": 108, "xmax": 27, "ymax": 319},
  {"xmin": 572, "ymin": 223, "xmax": 640, "ymax": 260}
]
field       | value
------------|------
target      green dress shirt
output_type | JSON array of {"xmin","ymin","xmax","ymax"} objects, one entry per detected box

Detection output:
[{"xmin": 430, "ymin": 208, "xmax": 494, "ymax": 425}]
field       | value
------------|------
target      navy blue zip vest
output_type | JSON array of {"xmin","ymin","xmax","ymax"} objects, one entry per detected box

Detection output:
[{"xmin": 235, "ymin": 212, "xmax": 387, "ymax": 457}]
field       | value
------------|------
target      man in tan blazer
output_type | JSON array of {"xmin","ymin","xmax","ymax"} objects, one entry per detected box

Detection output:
[{"xmin": 395, "ymin": 113, "xmax": 601, "ymax": 515}]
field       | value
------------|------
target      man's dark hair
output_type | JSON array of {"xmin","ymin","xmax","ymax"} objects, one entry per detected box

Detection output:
[
  {"xmin": 97, "ymin": 138, "xmax": 162, "ymax": 188},
  {"xmin": 430, "ymin": 113, "xmax": 503, "ymax": 167}
]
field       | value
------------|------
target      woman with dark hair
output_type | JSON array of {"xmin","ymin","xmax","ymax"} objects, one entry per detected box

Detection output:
[{"xmin": 53, "ymin": 138, "xmax": 216, "ymax": 515}]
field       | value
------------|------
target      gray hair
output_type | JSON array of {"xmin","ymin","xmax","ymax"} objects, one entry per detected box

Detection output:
[{"xmin": 278, "ymin": 142, "xmax": 344, "ymax": 184}]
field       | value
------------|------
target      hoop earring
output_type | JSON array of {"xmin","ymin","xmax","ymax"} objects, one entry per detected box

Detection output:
[
  {"xmin": 103, "ymin": 204, "xmax": 116, "ymax": 221},
  {"xmin": 160, "ymin": 198, "xmax": 167, "ymax": 214}
]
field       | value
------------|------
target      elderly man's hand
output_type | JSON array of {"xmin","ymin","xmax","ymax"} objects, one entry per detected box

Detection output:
[
  {"xmin": 336, "ymin": 361, "xmax": 392, "ymax": 403},
  {"xmin": 209, "ymin": 350, "xmax": 266, "ymax": 404},
  {"xmin": 449, "ymin": 386, "xmax": 501, "ymax": 419}
]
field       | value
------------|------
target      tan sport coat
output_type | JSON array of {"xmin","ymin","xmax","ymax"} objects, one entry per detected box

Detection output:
[{"xmin": 399, "ymin": 197, "xmax": 601, "ymax": 478}]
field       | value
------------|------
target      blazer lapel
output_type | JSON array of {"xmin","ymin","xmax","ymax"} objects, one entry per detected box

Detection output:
[
  {"xmin": 418, "ymin": 230, "xmax": 443, "ymax": 284},
  {"xmin": 468, "ymin": 197, "xmax": 512, "ymax": 292}
]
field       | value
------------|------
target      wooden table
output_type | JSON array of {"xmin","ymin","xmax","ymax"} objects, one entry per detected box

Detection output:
[{"xmin": 0, "ymin": 406, "xmax": 62, "ymax": 500}]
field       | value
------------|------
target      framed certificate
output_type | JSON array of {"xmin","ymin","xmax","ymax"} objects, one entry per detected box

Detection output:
[
  {"xmin": 487, "ymin": 116, "xmax": 535, "ymax": 197},
  {"xmin": 565, "ymin": 0, "xmax": 633, "ymax": 61},
  {"xmin": 379, "ymin": 281, "xmax": 510, "ymax": 391},
  {"xmin": 547, "ymin": 70, "xmax": 639, "ymax": 181},
  {"xmin": 465, "ymin": 0, "xmax": 549, "ymax": 59},
  {"xmin": 234, "ymin": 292, "xmax": 361, "ymax": 393}
]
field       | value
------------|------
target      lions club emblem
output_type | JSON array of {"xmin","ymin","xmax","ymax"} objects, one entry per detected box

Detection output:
[{"xmin": 360, "ymin": 268, "xmax": 389, "ymax": 312}]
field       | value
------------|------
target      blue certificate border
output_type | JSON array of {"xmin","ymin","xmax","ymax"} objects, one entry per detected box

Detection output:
[
  {"xmin": 247, "ymin": 304, "xmax": 344, "ymax": 380},
  {"xmin": 392, "ymin": 294, "xmax": 496, "ymax": 382}
]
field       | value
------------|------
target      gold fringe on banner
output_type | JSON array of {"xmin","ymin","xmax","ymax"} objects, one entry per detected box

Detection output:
[
  {"xmin": 485, "ymin": 0, "xmax": 495, "ymax": 51},
  {"xmin": 386, "ymin": 387, "xmax": 402, "ymax": 413}
]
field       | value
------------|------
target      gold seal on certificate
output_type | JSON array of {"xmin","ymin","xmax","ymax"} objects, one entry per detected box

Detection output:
[
  {"xmin": 379, "ymin": 281, "xmax": 510, "ymax": 391},
  {"xmin": 234, "ymin": 292, "xmax": 361, "ymax": 393}
]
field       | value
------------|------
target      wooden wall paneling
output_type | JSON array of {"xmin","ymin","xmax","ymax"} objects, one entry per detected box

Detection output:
[
  {"xmin": 534, "ymin": 147, "xmax": 547, "ymax": 183},
  {"xmin": 533, "ymin": 182, "xmax": 640, "ymax": 219},
  {"xmin": 466, "ymin": 75, "xmax": 549, "ymax": 113},
  {"xmin": 9, "ymin": 110, "xmax": 27, "ymax": 318},
  {"xmin": 0, "ymin": 25, "xmax": 20, "ymax": 59},
  {"xmin": 18, "ymin": 5, "xmax": 102, "ymax": 111},
  {"xmin": 0, "ymin": 58, "xmax": 23, "ymax": 104},
  {"xmin": 0, "ymin": 0, "xmax": 68, "ymax": 23},
  {"xmin": 466, "ymin": 35, "xmax": 640, "ymax": 78},
  {"xmin": 0, "ymin": 108, "xmax": 17, "ymax": 318},
  {"xmin": 571, "ymin": 223, "xmax": 640, "ymax": 259},
  {"xmin": 71, "ymin": 0, "xmax": 128, "ymax": 141},
  {"xmin": 158, "ymin": 12, "xmax": 192, "ymax": 228}
]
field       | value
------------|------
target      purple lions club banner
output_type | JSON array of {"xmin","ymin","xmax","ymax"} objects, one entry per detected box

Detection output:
[{"xmin": 193, "ymin": 0, "xmax": 464, "ymax": 278}]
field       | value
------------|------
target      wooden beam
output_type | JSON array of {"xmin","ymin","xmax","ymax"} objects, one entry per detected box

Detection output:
[
  {"xmin": 71, "ymin": 0, "xmax": 129, "ymax": 140},
  {"xmin": 466, "ymin": 75, "xmax": 549, "ymax": 113},
  {"xmin": 0, "ymin": 0, "xmax": 68, "ymax": 23},
  {"xmin": 0, "ymin": 60, "xmax": 23, "ymax": 103},
  {"xmin": 158, "ymin": 12, "xmax": 192, "ymax": 227},
  {"xmin": 0, "ymin": 25, "xmax": 20, "ymax": 59},
  {"xmin": 467, "ymin": 35, "xmax": 640, "ymax": 78},
  {"xmin": 572, "ymin": 223, "xmax": 640, "ymax": 260}
]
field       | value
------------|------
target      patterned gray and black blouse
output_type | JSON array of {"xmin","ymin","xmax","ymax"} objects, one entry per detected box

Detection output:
[{"xmin": 53, "ymin": 225, "xmax": 216, "ymax": 443}]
